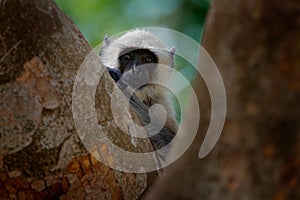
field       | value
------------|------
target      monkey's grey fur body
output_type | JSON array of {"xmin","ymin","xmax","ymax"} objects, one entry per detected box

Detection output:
[{"xmin": 99, "ymin": 29, "xmax": 178, "ymax": 157}]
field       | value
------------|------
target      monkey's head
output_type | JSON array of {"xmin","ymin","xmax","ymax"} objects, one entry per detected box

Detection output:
[{"xmin": 100, "ymin": 29, "xmax": 175, "ymax": 89}]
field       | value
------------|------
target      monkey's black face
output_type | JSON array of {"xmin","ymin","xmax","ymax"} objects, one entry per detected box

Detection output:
[
  {"xmin": 106, "ymin": 48, "xmax": 159, "ymax": 89},
  {"xmin": 118, "ymin": 48, "xmax": 158, "ymax": 74}
]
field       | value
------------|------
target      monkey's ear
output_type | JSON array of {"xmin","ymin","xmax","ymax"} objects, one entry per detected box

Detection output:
[
  {"xmin": 169, "ymin": 46, "xmax": 176, "ymax": 56},
  {"xmin": 99, "ymin": 35, "xmax": 111, "ymax": 56},
  {"xmin": 103, "ymin": 35, "xmax": 111, "ymax": 46}
]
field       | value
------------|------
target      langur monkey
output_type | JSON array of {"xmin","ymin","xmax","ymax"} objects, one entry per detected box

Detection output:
[{"xmin": 99, "ymin": 29, "xmax": 178, "ymax": 155}]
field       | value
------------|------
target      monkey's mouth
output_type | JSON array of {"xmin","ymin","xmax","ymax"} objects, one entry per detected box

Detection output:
[
  {"xmin": 121, "ymin": 69, "xmax": 154, "ymax": 91},
  {"xmin": 118, "ymin": 75, "xmax": 149, "ymax": 91},
  {"xmin": 136, "ymin": 84, "xmax": 148, "ymax": 90}
]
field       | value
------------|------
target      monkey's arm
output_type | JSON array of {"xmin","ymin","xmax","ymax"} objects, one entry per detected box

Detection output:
[
  {"xmin": 106, "ymin": 67, "xmax": 122, "ymax": 82},
  {"xmin": 116, "ymin": 79, "xmax": 175, "ymax": 150},
  {"xmin": 107, "ymin": 68, "xmax": 175, "ymax": 150}
]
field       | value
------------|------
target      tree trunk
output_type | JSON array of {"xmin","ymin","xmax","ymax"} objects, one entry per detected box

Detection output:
[
  {"xmin": 146, "ymin": 0, "xmax": 300, "ymax": 199},
  {"xmin": 0, "ymin": 0, "xmax": 156, "ymax": 199}
]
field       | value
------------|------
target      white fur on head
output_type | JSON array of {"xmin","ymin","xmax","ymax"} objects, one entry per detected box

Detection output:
[{"xmin": 100, "ymin": 29, "xmax": 175, "ymax": 69}]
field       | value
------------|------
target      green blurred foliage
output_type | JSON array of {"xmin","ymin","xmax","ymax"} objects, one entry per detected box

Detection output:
[
  {"xmin": 55, "ymin": 0, "xmax": 210, "ymax": 122},
  {"xmin": 55, "ymin": 0, "xmax": 209, "ymax": 47}
]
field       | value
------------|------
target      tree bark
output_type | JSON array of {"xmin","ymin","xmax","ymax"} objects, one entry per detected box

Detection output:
[
  {"xmin": 0, "ymin": 0, "xmax": 156, "ymax": 199},
  {"xmin": 146, "ymin": 0, "xmax": 300, "ymax": 199}
]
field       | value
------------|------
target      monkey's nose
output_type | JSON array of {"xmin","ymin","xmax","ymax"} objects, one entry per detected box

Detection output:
[
  {"xmin": 132, "ymin": 63, "xmax": 140, "ymax": 73},
  {"xmin": 132, "ymin": 64, "xmax": 136, "ymax": 73}
]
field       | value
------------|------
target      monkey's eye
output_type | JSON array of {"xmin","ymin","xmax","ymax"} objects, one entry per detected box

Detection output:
[
  {"xmin": 144, "ymin": 57, "xmax": 153, "ymax": 63},
  {"xmin": 123, "ymin": 54, "xmax": 132, "ymax": 60}
]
